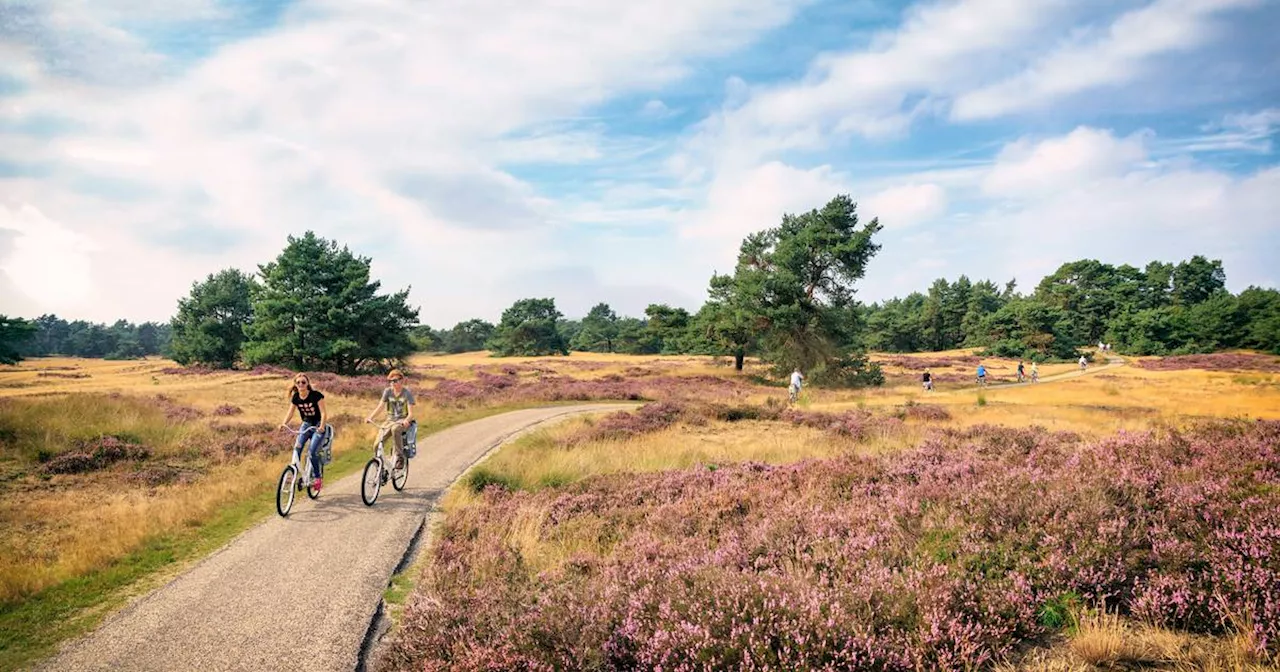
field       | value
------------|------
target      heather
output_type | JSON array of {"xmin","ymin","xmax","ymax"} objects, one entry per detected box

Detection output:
[
  {"xmin": 1134, "ymin": 352, "xmax": 1280, "ymax": 373},
  {"xmin": 386, "ymin": 420, "xmax": 1280, "ymax": 670}
]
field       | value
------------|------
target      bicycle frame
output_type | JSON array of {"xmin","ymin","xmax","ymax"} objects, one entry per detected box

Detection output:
[{"xmin": 287, "ymin": 427, "xmax": 318, "ymax": 483}]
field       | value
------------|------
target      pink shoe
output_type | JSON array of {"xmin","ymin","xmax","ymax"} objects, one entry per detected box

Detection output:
[{"xmin": 312, "ymin": 477, "xmax": 322, "ymax": 491}]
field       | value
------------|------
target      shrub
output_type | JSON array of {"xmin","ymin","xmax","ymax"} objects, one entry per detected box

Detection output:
[
  {"xmin": 384, "ymin": 420, "xmax": 1280, "ymax": 669},
  {"xmin": 43, "ymin": 436, "xmax": 151, "ymax": 475}
]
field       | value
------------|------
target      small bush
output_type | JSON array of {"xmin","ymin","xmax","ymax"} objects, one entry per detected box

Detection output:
[
  {"xmin": 44, "ymin": 436, "xmax": 151, "ymax": 475},
  {"xmin": 212, "ymin": 404, "xmax": 243, "ymax": 416}
]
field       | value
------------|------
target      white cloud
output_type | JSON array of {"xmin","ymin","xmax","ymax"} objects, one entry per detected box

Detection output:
[
  {"xmin": 0, "ymin": 0, "xmax": 808, "ymax": 324},
  {"xmin": 952, "ymin": 0, "xmax": 1263, "ymax": 120},
  {"xmin": 858, "ymin": 126, "xmax": 1280, "ymax": 302},
  {"xmin": 0, "ymin": 202, "xmax": 97, "ymax": 314},
  {"xmin": 641, "ymin": 99, "xmax": 674, "ymax": 117},
  {"xmin": 679, "ymin": 161, "xmax": 852, "ymax": 241},
  {"xmin": 691, "ymin": 0, "xmax": 1080, "ymax": 167},
  {"xmin": 862, "ymin": 183, "xmax": 947, "ymax": 228},
  {"xmin": 982, "ymin": 127, "xmax": 1150, "ymax": 197}
]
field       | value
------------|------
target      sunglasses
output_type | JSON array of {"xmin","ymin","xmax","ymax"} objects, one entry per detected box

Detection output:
[
  {"xmin": 388, "ymin": 377, "xmax": 403, "ymax": 383},
  {"xmin": 295, "ymin": 380, "xmax": 309, "ymax": 386}
]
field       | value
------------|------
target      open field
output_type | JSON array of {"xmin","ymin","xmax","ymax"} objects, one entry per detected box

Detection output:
[
  {"xmin": 2, "ymin": 349, "xmax": 1279, "ymax": 671},
  {"xmin": 374, "ymin": 350, "xmax": 1280, "ymax": 671}
]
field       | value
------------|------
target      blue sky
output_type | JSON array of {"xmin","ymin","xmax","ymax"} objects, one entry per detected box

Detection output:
[{"xmin": 1, "ymin": 0, "xmax": 1277, "ymax": 327}]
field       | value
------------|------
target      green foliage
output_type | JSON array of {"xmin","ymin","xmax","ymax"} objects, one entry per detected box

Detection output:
[
  {"xmin": 712, "ymin": 194, "xmax": 884, "ymax": 385},
  {"xmin": 16, "ymin": 315, "xmax": 170, "ymax": 361},
  {"xmin": 1038, "ymin": 592, "xmax": 1082, "ymax": 631},
  {"xmin": 867, "ymin": 254, "xmax": 1273, "ymax": 359},
  {"xmin": 0, "ymin": 316, "xmax": 37, "ymax": 365},
  {"xmin": 571, "ymin": 303, "xmax": 620, "ymax": 353},
  {"xmin": 643, "ymin": 304, "xmax": 694, "ymax": 354},
  {"xmin": 439, "ymin": 319, "xmax": 495, "ymax": 354},
  {"xmin": 487, "ymin": 298, "xmax": 568, "ymax": 357},
  {"xmin": 241, "ymin": 232, "xmax": 418, "ymax": 373},
  {"xmin": 697, "ymin": 274, "xmax": 759, "ymax": 370},
  {"xmin": 976, "ymin": 297, "xmax": 1082, "ymax": 360},
  {"xmin": 168, "ymin": 269, "xmax": 258, "ymax": 368},
  {"xmin": 409, "ymin": 325, "xmax": 441, "ymax": 352}
]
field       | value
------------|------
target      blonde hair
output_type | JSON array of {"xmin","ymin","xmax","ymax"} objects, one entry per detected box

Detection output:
[
  {"xmin": 387, "ymin": 369, "xmax": 404, "ymax": 382},
  {"xmin": 289, "ymin": 373, "xmax": 313, "ymax": 400}
]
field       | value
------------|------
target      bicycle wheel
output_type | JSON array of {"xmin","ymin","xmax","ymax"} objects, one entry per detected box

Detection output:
[
  {"xmin": 306, "ymin": 461, "xmax": 322, "ymax": 500},
  {"xmin": 276, "ymin": 465, "xmax": 298, "ymax": 517},
  {"xmin": 361, "ymin": 458, "xmax": 382, "ymax": 506},
  {"xmin": 391, "ymin": 454, "xmax": 408, "ymax": 491}
]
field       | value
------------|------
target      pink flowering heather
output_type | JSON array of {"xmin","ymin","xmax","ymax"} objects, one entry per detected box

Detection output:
[
  {"xmin": 383, "ymin": 420, "xmax": 1280, "ymax": 671},
  {"xmin": 1134, "ymin": 353, "xmax": 1280, "ymax": 372}
]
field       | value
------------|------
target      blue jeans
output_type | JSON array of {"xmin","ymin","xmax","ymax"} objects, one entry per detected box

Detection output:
[{"xmin": 294, "ymin": 421, "xmax": 325, "ymax": 479}]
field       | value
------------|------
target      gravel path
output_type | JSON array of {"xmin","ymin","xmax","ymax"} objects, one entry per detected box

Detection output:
[{"xmin": 39, "ymin": 404, "xmax": 633, "ymax": 672}]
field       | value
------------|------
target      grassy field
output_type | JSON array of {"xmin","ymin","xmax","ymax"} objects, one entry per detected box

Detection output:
[{"xmin": 2, "ymin": 349, "xmax": 1278, "ymax": 671}]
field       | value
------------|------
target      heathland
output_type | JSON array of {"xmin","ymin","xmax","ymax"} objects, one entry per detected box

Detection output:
[{"xmin": 1, "ymin": 348, "xmax": 1278, "ymax": 671}]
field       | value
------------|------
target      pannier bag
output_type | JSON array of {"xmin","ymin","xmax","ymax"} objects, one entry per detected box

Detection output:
[
  {"xmin": 402, "ymin": 420, "xmax": 418, "ymax": 458},
  {"xmin": 319, "ymin": 424, "xmax": 334, "ymax": 465}
]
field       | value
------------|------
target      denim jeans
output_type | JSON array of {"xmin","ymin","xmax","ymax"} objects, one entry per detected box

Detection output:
[{"xmin": 294, "ymin": 421, "xmax": 325, "ymax": 479}]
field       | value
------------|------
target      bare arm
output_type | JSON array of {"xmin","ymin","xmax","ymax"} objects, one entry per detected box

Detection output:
[{"xmin": 317, "ymin": 398, "xmax": 328, "ymax": 429}]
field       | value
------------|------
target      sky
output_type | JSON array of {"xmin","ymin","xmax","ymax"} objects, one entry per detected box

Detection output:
[{"xmin": 1, "ymin": 0, "xmax": 1278, "ymax": 328}]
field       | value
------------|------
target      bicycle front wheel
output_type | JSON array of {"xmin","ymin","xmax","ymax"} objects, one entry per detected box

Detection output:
[
  {"xmin": 276, "ymin": 465, "xmax": 298, "ymax": 517},
  {"xmin": 391, "ymin": 455, "xmax": 408, "ymax": 491},
  {"xmin": 361, "ymin": 458, "xmax": 382, "ymax": 506}
]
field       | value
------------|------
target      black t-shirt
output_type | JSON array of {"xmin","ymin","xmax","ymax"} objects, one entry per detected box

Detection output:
[
  {"xmin": 292, "ymin": 389, "xmax": 324, "ymax": 425},
  {"xmin": 923, "ymin": 372, "xmax": 931, "ymax": 382}
]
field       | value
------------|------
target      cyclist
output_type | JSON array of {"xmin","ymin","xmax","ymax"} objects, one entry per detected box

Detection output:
[
  {"xmin": 788, "ymin": 368, "xmax": 804, "ymax": 403},
  {"xmin": 976, "ymin": 364, "xmax": 987, "ymax": 386},
  {"xmin": 1031, "ymin": 361, "xmax": 1039, "ymax": 383},
  {"xmin": 1079, "ymin": 355, "xmax": 1088, "ymax": 371},
  {"xmin": 365, "ymin": 369, "xmax": 415, "ymax": 471},
  {"xmin": 922, "ymin": 369, "xmax": 933, "ymax": 391},
  {"xmin": 280, "ymin": 373, "xmax": 328, "ymax": 491},
  {"xmin": 1016, "ymin": 360, "xmax": 1025, "ymax": 383}
]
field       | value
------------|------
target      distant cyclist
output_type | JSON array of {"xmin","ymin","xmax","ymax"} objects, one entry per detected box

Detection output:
[
  {"xmin": 976, "ymin": 364, "xmax": 987, "ymax": 386},
  {"xmin": 1016, "ymin": 360, "xmax": 1025, "ymax": 383},
  {"xmin": 789, "ymin": 368, "xmax": 804, "ymax": 403},
  {"xmin": 280, "ymin": 373, "xmax": 328, "ymax": 491},
  {"xmin": 922, "ymin": 369, "xmax": 933, "ymax": 391},
  {"xmin": 365, "ymin": 369, "xmax": 415, "ymax": 471},
  {"xmin": 1079, "ymin": 355, "xmax": 1088, "ymax": 371},
  {"xmin": 1031, "ymin": 361, "xmax": 1039, "ymax": 383}
]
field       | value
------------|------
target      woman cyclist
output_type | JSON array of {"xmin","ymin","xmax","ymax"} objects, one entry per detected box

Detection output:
[
  {"xmin": 365, "ymin": 369, "xmax": 415, "ymax": 471},
  {"xmin": 280, "ymin": 373, "xmax": 328, "ymax": 491}
]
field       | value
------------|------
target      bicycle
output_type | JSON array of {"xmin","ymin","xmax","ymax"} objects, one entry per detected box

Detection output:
[
  {"xmin": 361, "ymin": 419, "xmax": 415, "ymax": 506},
  {"xmin": 276, "ymin": 425, "xmax": 332, "ymax": 517}
]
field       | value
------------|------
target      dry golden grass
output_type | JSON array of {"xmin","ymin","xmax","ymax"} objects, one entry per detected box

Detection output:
[
  {"xmin": 0, "ymin": 354, "xmax": 550, "ymax": 605},
  {"xmin": 465, "ymin": 416, "xmax": 916, "ymax": 492},
  {"xmin": 997, "ymin": 609, "xmax": 1273, "ymax": 671}
]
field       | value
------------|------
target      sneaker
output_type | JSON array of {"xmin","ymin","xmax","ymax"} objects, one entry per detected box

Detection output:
[
  {"xmin": 394, "ymin": 457, "xmax": 404, "ymax": 471},
  {"xmin": 312, "ymin": 477, "xmax": 322, "ymax": 491}
]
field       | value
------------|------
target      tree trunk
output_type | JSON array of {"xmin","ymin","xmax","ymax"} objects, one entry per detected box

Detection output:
[{"xmin": 734, "ymin": 350, "xmax": 745, "ymax": 371}]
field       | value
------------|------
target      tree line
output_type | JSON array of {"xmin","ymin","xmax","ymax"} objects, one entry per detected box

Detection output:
[
  {"xmin": 862, "ymin": 257, "xmax": 1280, "ymax": 358},
  {"xmin": 5, "ymin": 315, "xmax": 172, "ymax": 362},
  {"xmin": 2, "ymin": 194, "xmax": 1276, "ymax": 379}
]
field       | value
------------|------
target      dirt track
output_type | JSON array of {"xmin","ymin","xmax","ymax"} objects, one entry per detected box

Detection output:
[{"xmin": 38, "ymin": 404, "xmax": 632, "ymax": 672}]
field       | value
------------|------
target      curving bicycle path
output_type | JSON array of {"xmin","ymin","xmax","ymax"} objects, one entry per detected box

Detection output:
[
  {"xmin": 929, "ymin": 352, "xmax": 1128, "ymax": 395},
  {"xmin": 38, "ymin": 404, "xmax": 634, "ymax": 672}
]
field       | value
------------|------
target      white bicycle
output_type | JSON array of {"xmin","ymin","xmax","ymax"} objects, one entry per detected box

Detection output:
[
  {"xmin": 360, "ymin": 419, "xmax": 415, "ymax": 506},
  {"xmin": 276, "ymin": 425, "xmax": 332, "ymax": 517}
]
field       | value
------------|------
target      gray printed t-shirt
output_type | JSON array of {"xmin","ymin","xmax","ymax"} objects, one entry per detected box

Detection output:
[{"xmin": 381, "ymin": 387, "xmax": 415, "ymax": 420}]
